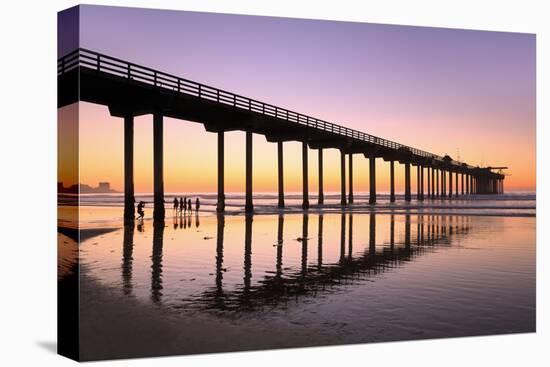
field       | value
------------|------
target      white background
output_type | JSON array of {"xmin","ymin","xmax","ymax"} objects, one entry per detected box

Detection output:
[{"xmin": 0, "ymin": 0, "xmax": 547, "ymax": 365}]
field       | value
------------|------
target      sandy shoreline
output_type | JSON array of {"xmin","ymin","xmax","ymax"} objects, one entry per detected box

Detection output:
[
  {"xmin": 58, "ymin": 210, "xmax": 535, "ymax": 361},
  {"xmin": 78, "ymin": 269, "xmax": 345, "ymax": 361},
  {"xmin": 58, "ymin": 229, "xmax": 340, "ymax": 361}
]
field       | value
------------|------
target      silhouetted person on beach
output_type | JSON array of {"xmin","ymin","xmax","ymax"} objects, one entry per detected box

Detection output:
[
  {"xmin": 187, "ymin": 198, "xmax": 192, "ymax": 213},
  {"xmin": 137, "ymin": 201, "xmax": 146, "ymax": 220},
  {"xmin": 180, "ymin": 197, "xmax": 185, "ymax": 213},
  {"xmin": 195, "ymin": 197, "xmax": 201, "ymax": 213}
]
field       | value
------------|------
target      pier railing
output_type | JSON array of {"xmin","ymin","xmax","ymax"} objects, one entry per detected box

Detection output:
[{"xmin": 58, "ymin": 48, "xmax": 469, "ymax": 167}]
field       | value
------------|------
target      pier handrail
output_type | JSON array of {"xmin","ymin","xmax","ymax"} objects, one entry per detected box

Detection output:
[{"xmin": 58, "ymin": 48, "xmax": 473, "ymax": 168}]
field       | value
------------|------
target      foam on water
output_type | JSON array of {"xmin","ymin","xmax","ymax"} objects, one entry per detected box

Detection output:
[{"xmin": 66, "ymin": 192, "xmax": 535, "ymax": 222}]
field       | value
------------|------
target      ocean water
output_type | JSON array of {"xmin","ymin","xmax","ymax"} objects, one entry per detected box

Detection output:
[{"xmin": 64, "ymin": 192, "xmax": 535, "ymax": 225}]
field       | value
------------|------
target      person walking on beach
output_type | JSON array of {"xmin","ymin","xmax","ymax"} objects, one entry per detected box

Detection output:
[
  {"xmin": 136, "ymin": 201, "xmax": 146, "ymax": 220},
  {"xmin": 187, "ymin": 198, "xmax": 192, "ymax": 213},
  {"xmin": 180, "ymin": 197, "xmax": 185, "ymax": 214},
  {"xmin": 173, "ymin": 197, "xmax": 179, "ymax": 214},
  {"xmin": 195, "ymin": 197, "xmax": 201, "ymax": 213}
]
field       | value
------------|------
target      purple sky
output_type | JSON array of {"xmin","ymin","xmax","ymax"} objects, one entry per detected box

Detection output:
[{"xmin": 59, "ymin": 5, "xmax": 536, "ymax": 189}]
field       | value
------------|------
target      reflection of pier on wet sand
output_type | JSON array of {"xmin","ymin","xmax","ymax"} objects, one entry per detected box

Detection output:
[
  {"xmin": 120, "ymin": 213, "xmax": 472, "ymax": 313},
  {"xmin": 62, "ymin": 211, "xmax": 535, "ymax": 361}
]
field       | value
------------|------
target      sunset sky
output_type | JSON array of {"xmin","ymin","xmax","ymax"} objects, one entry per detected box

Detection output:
[{"xmin": 59, "ymin": 5, "xmax": 536, "ymax": 193}]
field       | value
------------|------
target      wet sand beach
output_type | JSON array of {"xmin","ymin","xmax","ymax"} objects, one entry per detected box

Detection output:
[{"xmin": 59, "ymin": 199, "xmax": 536, "ymax": 360}]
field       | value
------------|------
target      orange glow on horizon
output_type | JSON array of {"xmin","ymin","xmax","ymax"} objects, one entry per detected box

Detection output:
[{"xmin": 70, "ymin": 103, "xmax": 535, "ymax": 193}]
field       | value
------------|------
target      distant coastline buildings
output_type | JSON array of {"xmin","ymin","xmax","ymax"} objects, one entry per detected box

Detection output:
[{"xmin": 58, "ymin": 181, "xmax": 120, "ymax": 194}]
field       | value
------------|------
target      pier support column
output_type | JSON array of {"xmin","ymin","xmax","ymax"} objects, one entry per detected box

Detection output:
[
  {"xmin": 420, "ymin": 165, "xmax": 424, "ymax": 201},
  {"xmin": 390, "ymin": 160, "xmax": 395, "ymax": 203},
  {"xmin": 417, "ymin": 165, "xmax": 421, "ymax": 200},
  {"xmin": 442, "ymin": 170, "xmax": 446, "ymax": 197},
  {"xmin": 302, "ymin": 142, "xmax": 309, "ymax": 209},
  {"xmin": 277, "ymin": 141, "xmax": 284, "ymax": 208},
  {"xmin": 431, "ymin": 167, "xmax": 435, "ymax": 198},
  {"xmin": 340, "ymin": 150, "xmax": 347, "ymax": 206},
  {"xmin": 405, "ymin": 162, "xmax": 411, "ymax": 202},
  {"xmin": 440, "ymin": 170, "xmax": 443, "ymax": 196},
  {"xmin": 318, "ymin": 149, "xmax": 324, "ymax": 205},
  {"xmin": 153, "ymin": 112, "xmax": 165, "ymax": 221},
  {"xmin": 444, "ymin": 169, "xmax": 448, "ymax": 196},
  {"xmin": 349, "ymin": 153, "xmax": 354, "ymax": 204},
  {"xmin": 448, "ymin": 171, "xmax": 453, "ymax": 198},
  {"xmin": 369, "ymin": 155, "xmax": 376, "ymax": 204},
  {"xmin": 245, "ymin": 131, "xmax": 253, "ymax": 213},
  {"xmin": 216, "ymin": 131, "xmax": 225, "ymax": 212},
  {"xmin": 461, "ymin": 173, "xmax": 464, "ymax": 195},
  {"xmin": 124, "ymin": 115, "xmax": 135, "ymax": 222},
  {"xmin": 427, "ymin": 166, "xmax": 431, "ymax": 198}
]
